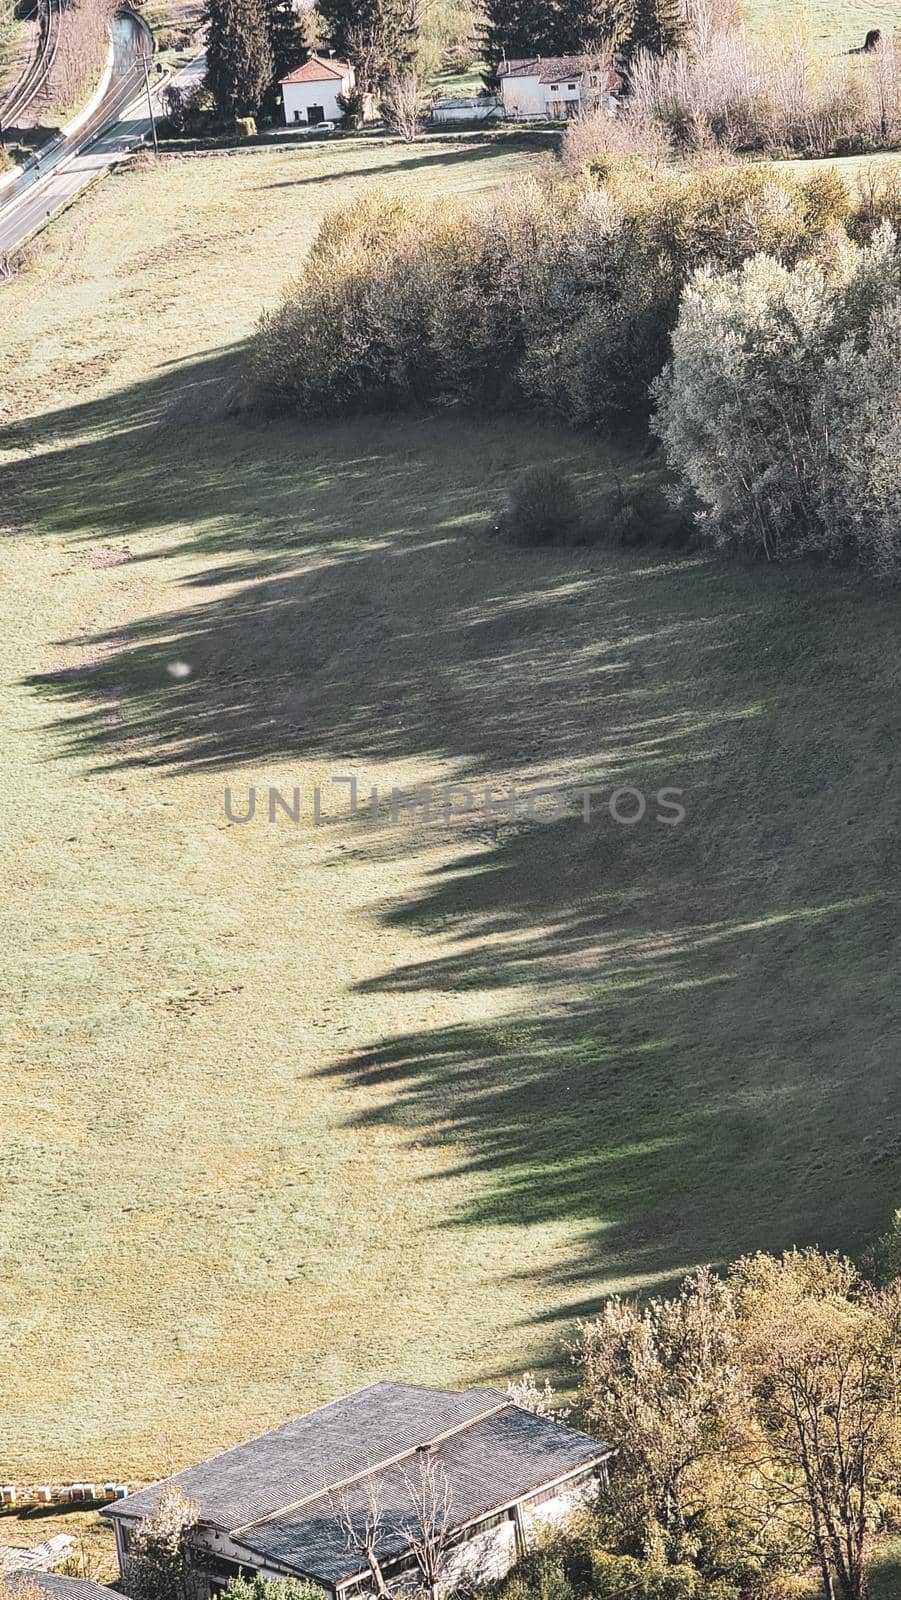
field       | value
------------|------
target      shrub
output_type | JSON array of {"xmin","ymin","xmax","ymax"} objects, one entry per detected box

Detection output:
[
  {"xmin": 235, "ymin": 115, "xmax": 257, "ymax": 137},
  {"xmin": 588, "ymin": 1552, "xmax": 738, "ymax": 1599},
  {"xmin": 652, "ymin": 224, "xmax": 901, "ymax": 577},
  {"xmin": 220, "ymin": 1577, "xmax": 326, "ymax": 1600},
  {"xmin": 875, "ymin": 1209, "xmax": 901, "ymax": 1285},
  {"xmin": 247, "ymin": 163, "xmax": 855, "ymax": 434},
  {"xmin": 495, "ymin": 464, "xmax": 582, "ymax": 546}
]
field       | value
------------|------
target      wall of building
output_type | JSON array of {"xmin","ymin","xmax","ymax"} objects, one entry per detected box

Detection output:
[
  {"xmin": 499, "ymin": 74, "xmax": 545, "ymax": 117},
  {"xmin": 282, "ymin": 77, "xmax": 350, "ymax": 124}
]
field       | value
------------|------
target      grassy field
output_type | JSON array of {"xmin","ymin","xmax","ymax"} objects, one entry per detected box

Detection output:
[
  {"xmin": 748, "ymin": 0, "xmax": 899, "ymax": 49},
  {"xmin": 1, "ymin": 129, "xmax": 900, "ymax": 1600}
]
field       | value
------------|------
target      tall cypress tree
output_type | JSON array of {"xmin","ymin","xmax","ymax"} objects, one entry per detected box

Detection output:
[
  {"xmin": 265, "ymin": 0, "xmax": 308, "ymax": 81},
  {"xmin": 205, "ymin": 0, "xmax": 275, "ymax": 118},
  {"xmin": 629, "ymin": 0, "xmax": 685, "ymax": 55},
  {"xmin": 558, "ymin": 0, "xmax": 632, "ymax": 53},
  {"xmin": 478, "ymin": 0, "xmax": 563, "ymax": 80}
]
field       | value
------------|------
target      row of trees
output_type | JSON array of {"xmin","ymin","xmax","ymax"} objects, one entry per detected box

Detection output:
[
  {"xmin": 480, "ymin": 0, "xmax": 687, "ymax": 80},
  {"xmin": 203, "ymin": 0, "xmax": 309, "ymax": 122},
  {"xmin": 199, "ymin": 0, "xmax": 695, "ymax": 127},
  {"xmin": 573, "ymin": 1250, "xmax": 901, "ymax": 1600}
]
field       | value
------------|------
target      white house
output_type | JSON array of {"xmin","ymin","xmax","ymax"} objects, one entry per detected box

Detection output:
[
  {"xmin": 104, "ymin": 1382, "xmax": 613, "ymax": 1600},
  {"xmin": 498, "ymin": 55, "xmax": 619, "ymax": 120},
  {"xmin": 280, "ymin": 55, "xmax": 354, "ymax": 125}
]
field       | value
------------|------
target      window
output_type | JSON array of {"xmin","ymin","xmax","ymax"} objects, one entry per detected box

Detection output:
[
  {"xmin": 567, "ymin": 82, "xmax": 576, "ymax": 89},
  {"xmin": 550, "ymin": 82, "xmax": 558, "ymax": 90},
  {"xmin": 589, "ymin": 73, "xmax": 598, "ymax": 85}
]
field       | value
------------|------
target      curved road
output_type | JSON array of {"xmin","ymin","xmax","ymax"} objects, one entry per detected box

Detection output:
[{"xmin": 0, "ymin": 18, "xmax": 204, "ymax": 254}]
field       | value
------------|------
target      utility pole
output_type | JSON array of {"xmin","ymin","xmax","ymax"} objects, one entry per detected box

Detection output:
[{"xmin": 140, "ymin": 52, "xmax": 159, "ymax": 153}]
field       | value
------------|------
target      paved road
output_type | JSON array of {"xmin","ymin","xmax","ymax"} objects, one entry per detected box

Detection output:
[{"xmin": 0, "ymin": 24, "xmax": 204, "ymax": 254}]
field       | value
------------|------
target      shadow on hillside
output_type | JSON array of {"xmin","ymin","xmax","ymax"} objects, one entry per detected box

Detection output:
[
  {"xmin": 262, "ymin": 137, "xmax": 548, "ymax": 189},
  {"xmin": 8, "ymin": 352, "xmax": 901, "ymax": 1330}
]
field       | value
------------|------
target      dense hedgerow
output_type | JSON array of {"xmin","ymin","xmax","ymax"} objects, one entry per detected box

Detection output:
[
  {"xmin": 247, "ymin": 162, "xmax": 853, "ymax": 427},
  {"xmin": 653, "ymin": 224, "xmax": 901, "ymax": 577}
]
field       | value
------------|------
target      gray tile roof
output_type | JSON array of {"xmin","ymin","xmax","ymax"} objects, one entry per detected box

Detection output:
[
  {"xmin": 103, "ymin": 1382, "xmax": 611, "ymax": 1587},
  {"xmin": 103, "ymin": 1384, "xmax": 510, "ymax": 1530},
  {"xmin": 4, "ymin": 1576, "xmax": 118, "ymax": 1600},
  {"xmin": 499, "ymin": 55, "xmax": 617, "ymax": 86},
  {"xmin": 236, "ymin": 1403, "xmax": 610, "ymax": 1586}
]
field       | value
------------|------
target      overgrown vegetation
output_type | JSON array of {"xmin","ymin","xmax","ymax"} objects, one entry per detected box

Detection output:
[
  {"xmin": 563, "ymin": 10, "xmax": 901, "ymax": 166},
  {"xmin": 654, "ymin": 226, "xmax": 901, "ymax": 578},
  {"xmin": 468, "ymin": 1244, "xmax": 901, "ymax": 1600},
  {"xmin": 248, "ymin": 113, "xmax": 901, "ymax": 576},
  {"xmin": 247, "ymin": 164, "xmax": 854, "ymax": 420}
]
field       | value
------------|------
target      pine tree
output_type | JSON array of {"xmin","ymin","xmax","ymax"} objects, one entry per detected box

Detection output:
[
  {"xmin": 205, "ymin": 0, "xmax": 275, "ymax": 120},
  {"xmin": 317, "ymin": 0, "xmax": 414, "ymax": 89},
  {"xmin": 628, "ymin": 0, "xmax": 685, "ymax": 55},
  {"xmin": 265, "ymin": 0, "xmax": 307, "ymax": 81},
  {"xmin": 477, "ymin": 0, "xmax": 563, "ymax": 80},
  {"xmin": 558, "ymin": 0, "xmax": 632, "ymax": 53}
]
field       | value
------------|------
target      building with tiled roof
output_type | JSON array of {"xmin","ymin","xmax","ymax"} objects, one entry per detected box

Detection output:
[
  {"xmin": 498, "ymin": 55, "xmax": 620, "ymax": 120},
  {"xmin": 279, "ymin": 55, "xmax": 355, "ymax": 127},
  {"xmin": 104, "ymin": 1381, "xmax": 613, "ymax": 1599}
]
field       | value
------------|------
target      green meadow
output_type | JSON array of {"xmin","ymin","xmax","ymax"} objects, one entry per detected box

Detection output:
[{"xmin": 0, "ymin": 128, "xmax": 898, "ymax": 1583}]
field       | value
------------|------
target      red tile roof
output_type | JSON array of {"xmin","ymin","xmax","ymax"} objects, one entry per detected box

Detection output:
[{"xmin": 280, "ymin": 55, "xmax": 351, "ymax": 84}]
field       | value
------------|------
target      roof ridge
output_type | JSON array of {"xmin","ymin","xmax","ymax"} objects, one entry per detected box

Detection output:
[{"xmin": 229, "ymin": 1392, "xmax": 511, "ymax": 1538}]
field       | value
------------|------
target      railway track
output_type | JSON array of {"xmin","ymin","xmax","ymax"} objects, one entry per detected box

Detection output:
[{"xmin": 0, "ymin": 0, "xmax": 62, "ymax": 136}]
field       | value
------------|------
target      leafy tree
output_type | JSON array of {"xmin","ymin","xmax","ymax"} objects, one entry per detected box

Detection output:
[
  {"xmin": 572, "ymin": 1266, "xmax": 749, "ymax": 1552},
  {"xmin": 205, "ymin": 0, "xmax": 275, "ymax": 120},
  {"xmin": 731, "ymin": 1250, "xmax": 901, "ymax": 1600},
  {"xmin": 123, "ymin": 1485, "xmax": 198, "ymax": 1600},
  {"xmin": 652, "ymin": 225, "xmax": 901, "ymax": 577}
]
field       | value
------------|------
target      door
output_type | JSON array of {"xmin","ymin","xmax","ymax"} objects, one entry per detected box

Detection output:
[{"xmin": 308, "ymin": 104, "xmax": 325, "ymax": 124}]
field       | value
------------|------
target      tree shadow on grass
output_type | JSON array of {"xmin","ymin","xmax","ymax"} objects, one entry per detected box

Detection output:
[
  {"xmin": 8, "ymin": 360, "xmax": 901, "ymax": 1338},
  {"xmin": 262, "ymin": 137, "xmax": 552, "ymax": 189}
]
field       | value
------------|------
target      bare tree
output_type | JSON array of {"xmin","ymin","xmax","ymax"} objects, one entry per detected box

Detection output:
[
  {"xmin": 345, "ymin": 23, "xmax": 385, "ymax": 95},
  {"xmin": 331, "ymin": 1478, "xmax": 392, "ymax": 1600},
  {"xmin": 394, "ymin": 1454, "xmax": 454, "ymax": 1600},
  {"xmin": 380, "ymin": 71, "xmax": 425, "ymax": 140},
  {"xmin": 331, "ymin": 1455, "xmax": 453, "ymax": 1600}
]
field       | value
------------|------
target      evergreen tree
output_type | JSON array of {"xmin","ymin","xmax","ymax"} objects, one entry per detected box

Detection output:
[
  {"xmin": 477, "ymin": 0, "xmax": 563, "ymax": 80},
  {"xmin": 628, "ymin": 0, "xmax": 685, "ymax": 55},
  {"xmin": 317, "ymin": 0, "xmax": 413, "ymax": 89},
  {"xmin": 557, "ymin": 0, "xmax": 632, "ymax": 53},
  {"xmin": 265, "ymin": 0, "xmax": 308, "ymax": 81},
  {"xmin": 205, "ymin": 0, "xmax": 275, "ymax": 120}
]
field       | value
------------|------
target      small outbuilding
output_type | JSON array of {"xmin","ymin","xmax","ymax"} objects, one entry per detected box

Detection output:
[
  {"xmin": 280, "ymin": 55, "xmax": 355, "ymax": 125},
  {"xmin": 430, "ymin": 97, "xmax": 501, "ymax": 124},
  {"xmin": 104, "ymin": 1381, "xmax": 613, "ymax": 1600}
]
